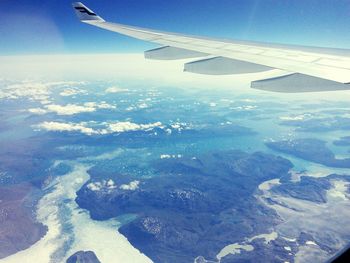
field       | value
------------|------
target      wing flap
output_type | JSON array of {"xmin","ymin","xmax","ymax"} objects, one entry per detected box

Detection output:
[
  {"xmin": 184, "ymin": 57, "xmax": 273, "ymax": 75},
  {"xmin": 251, "ymin": 73, "xmax": 350, "ymax": 93}
]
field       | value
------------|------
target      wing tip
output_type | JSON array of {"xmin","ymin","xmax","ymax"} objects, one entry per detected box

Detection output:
[{"xmin": 72, "ymin": 2, "xmax": 105, "ymax": 22}]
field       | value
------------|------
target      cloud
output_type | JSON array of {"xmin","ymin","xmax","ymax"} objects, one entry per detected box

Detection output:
[
  {"xmin": 34, "ymin": 120, "xmax": 163, "ymax": 135},
  {"xmin": 87, "ymin": 179, "xmax": 140, "ymax": 192},
  {"xmin": 84, "ymin": 102, "xmax": 116, "ymax": 110},
  {"xmin": 160, "ymin": 154, "xmax": 183, "ymax": 159},
  {"xmin": 122, "ymin": 102, "xmax": 152, "ymax": 112},
  {"xmin": 107, "ymin": 121, "xmax": 162, "ymax": 133},
  {"xmin": 138, "ymin": 103, "xmax": 149, "ymax": 109},
  {"xmin": 105, "ymin": 86, "xmax": 128, "ymax": 93},
  {"xmin": 170, "ymin": 122, "xmax": 189, "ymax": 132},
  {"xmin": 87, "ymin": 182, "xmax": 102, "ymax": 191},
  {"xmin": 231, "ymin": 105, "xmax": 257, "ymax": 111},
  {"xmin": 28, "ymin": 108, "xmax": 48, "ymax": 115},
  {"xmin": 46, "ymin": 104, "xmax": 96, "ymax": 115},
  {"xmin": 87, "ymin": 179, "xmax": 117, "ymax": 192},
  {"xmin": 28, "ymin": 101, "xmax": 117, "ymax": 116},
  {"xmin": 120, "ymin": 180, "xmax": 140, "ymax": 191},
  {"xmin": 0, "ymin": 81, "xmax": 87, "ymax": 103},
  {"xmin": 59, "ymin": 88, "xmax": 87, "ymax": 97},
  {"xmin": 0, "ymin": 82, "xmax": 51, "ymax": 102},
  {"xmin": 34, "ymin": 121, "xmax": 97, "ymax": 135},
  {"xmin": 279, "ymin": 114, "xmax": 313, "ymax": 121}
]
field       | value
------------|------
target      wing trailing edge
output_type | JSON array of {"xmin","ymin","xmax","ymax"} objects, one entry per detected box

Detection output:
[{"xmin": 144, "ymin": 46, "xmax": 207, "ymax": 60}]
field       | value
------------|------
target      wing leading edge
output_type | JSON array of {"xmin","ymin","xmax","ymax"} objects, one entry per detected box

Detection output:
[{"xmin": 72, "ymin": 2, "xmax": 350, "ymax": 93}]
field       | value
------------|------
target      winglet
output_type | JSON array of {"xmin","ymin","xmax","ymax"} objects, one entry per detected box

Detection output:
[{"xmin": 72, "ymin": 2, "xmax": 105, "ymax": 22}]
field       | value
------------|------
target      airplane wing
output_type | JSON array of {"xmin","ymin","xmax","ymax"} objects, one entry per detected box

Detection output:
[{"xmin": 72, "ymin": 2, "xmax": 350, "ymax": 93}]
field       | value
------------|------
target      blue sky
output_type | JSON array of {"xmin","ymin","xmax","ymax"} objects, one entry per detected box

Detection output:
[{"xmin": 0, "ymin": 0, "xmax": 349, "ymax": 55}]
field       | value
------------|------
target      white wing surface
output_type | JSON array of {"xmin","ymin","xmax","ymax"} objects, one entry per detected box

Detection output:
[{"xmin": 73, "ymin": 2, "xmax": 350, "ymax": 93}]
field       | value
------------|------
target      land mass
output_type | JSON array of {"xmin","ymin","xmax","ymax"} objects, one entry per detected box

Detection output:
[
  {"xmin": 266, "ymin": 138, "xmax": 350, "ymax": 168},
  {"xmin": 66, "ymin": 251, "xmax": 101, "ymax": 263},
  {"xmin": 76, "ymin": 150, "xmax": 293, "ymax": 263},
  {"xmin": 0, "ymin": 183, "xmax": 47, "ymax": 259},
  {"xmin": 272, "ymin": 176, "xmax": 332, "ymax": 203},
  {"xmin": 279, "ymin": 116, "xmax": 350, "ymax": 132},
  {"xmin": 334, "ymin": 136, "xmax": 350, "ymax": 147}
]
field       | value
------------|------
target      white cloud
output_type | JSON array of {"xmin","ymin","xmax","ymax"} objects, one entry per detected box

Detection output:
[
  {"xmin": 120, "ymin": 180, "xmax": 140, "ymax": 191},
  {"xmin": 107, "ymin": 121, "xmax": 162, "ymax": 133},
  {"xmin": 40, "ymin": 99, "xmax": 52, "ymax": 105},
  {"xmin": 28, "ymin": 108, "xmax": 47, "ymax": 114},
  {"xmin": 34, "ymin": 121, "xmax": 97, "ymax": 135},
  {"xmin": 0, "ymin": 81, "xmax": 87, "ymax": 103},
  {"xmin": 87, "ymin": 179, "xmax": 142, "ymax": 192},
  {"xmin": 107, "ymin": 179, "xmax": 115, "ymax": 188},
  {"xmin": 59, "ymin": 88, "xmax": 87, "ymax": 97},
  {"xmin": 46, "ymin": 104, "xmax": 96, "ymax": 115},
  {"xmin": 84, "ymin": 101, "xmax": 116, "ymax": 110},
  {"xmin": 87, "ymin": 182, "xmax": 102, "ymax": 191},
  {"xmin": 160, "ymin": 154, "xmax": 182, "ymax": 159},
  {"xmin": 231, "ymin": 105, "xmax": 257, "ymax": 111},
  {"xmin": 105, "ymin": 86, "xmax": 128, "ymax": 93},
  {"xmin": 0, "ymin": 82, "xmax": 51, "ymax": 102},
  {"xmin": 98, "ymin": 102, "xmax": 116, "ymax": 109},
  {"xmin": 138, "ymin": 103, "xmax": 148, "ymax": 109},
  {"xmin": 34, "ymin": 120, "xmax": 163, "ymax": 135},
  {"xmin": 87, "ymin": 179, "xmax": 117, "ymax": 192},
  {"xmin": 170, "ymin": 122, "xmax": 189, "ymax": 132},
  {"xmin": 126, "ymin": 106, "xmax": 136, "ymax": 111},
  {"xmin": 279, "ymin": 114, "xmax": 313, "ymax": 121},
  {"xmin": 28, "ymin": 101, "xmax": 116, "ymax": 116}
]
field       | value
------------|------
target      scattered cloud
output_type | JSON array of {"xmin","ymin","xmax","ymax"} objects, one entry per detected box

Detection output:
[
  {"xmin": 33, "ymin": 120, "xmax": 164, "ymax": 135},
  {"xmin": 105, "ymin": 86, "xmax": 128, "ymax": 93},
  {"xmin": 138, "ymin": 103, "xmax": 149, "ymax": 109},
  {"xmin": 107, "ymin": 121, "xmax": 162, "ymax": 133},
  {"xmin": 59, "ymin": 88, "xmax": 87, "ymax": 97},
  {"xmin": 0, "ymin": 82, "xmax": 50, "ymax": 102},
  {"xmin": 279, "ymin": 114, "xmax": 313, "ymax": 121},
  {"xmin": 0, "ymin": 81, "xmax": 86, "ymax": 103},
  {"xmin": 87, "ymin": 179, "xmax": 117, "ymax": 192},
  {"xmin": 125, "ymin": 103, "xmax": 150, "ymax": 111},
  {"xmin": 126, "ymin": 106, "xmax": 135, "ymax": 111},
  {"xmin": 84, "ymin": 101, "xmax": 116, "ymax": 110},
  {"xmin": 86, "ymin": 179, "xmax": 140, "ymax": 192},
  {"xmin": 160, "ymin": 154, "xmax": 183, "ymax": 159},
  {"xmin": 28, "ymin": 108, "xmax": 47, "ymax": 115},
  {"xmin": 170, "ymin": 122, "xmax": 189, "ymax": 132},
  {"xmin": 46, "ymin": 104, "xmax": 96, "ymax": 115},
  {"xmin": 28, "ymin": 101, "xmax": 116, "ymax": 115},
  {"xmin": 231, "ymin": 105, "xmax": 257, "ymax": 111},
  {"xmin": 34, "ymin": 121, "xmax": 96, "ymax": 135},
  {"xmin": 120, "ymin": 180, "xmax": 140, "ymax": 191}
]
